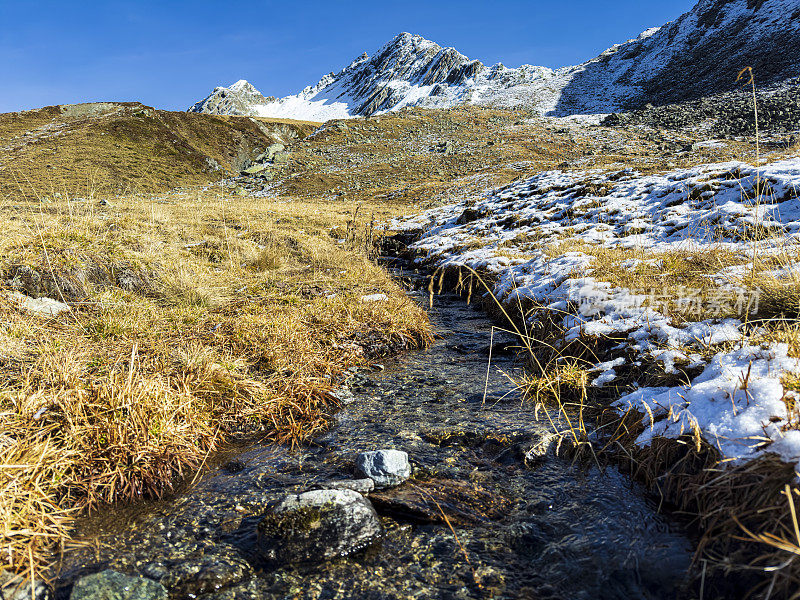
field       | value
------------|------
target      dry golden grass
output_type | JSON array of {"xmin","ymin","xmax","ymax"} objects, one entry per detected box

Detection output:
[
  {"xmin": 0, "ymin": 104, "xmax": 316, "ymax": 200},
  {"xmin": 0, "ymin": 186, "xmax": 432, "ymax": 580}
]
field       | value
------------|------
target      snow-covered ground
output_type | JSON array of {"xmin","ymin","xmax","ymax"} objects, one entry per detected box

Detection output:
[{"xmin": 392, "ymin": 156, "xmax": 800, "ymax": 473}]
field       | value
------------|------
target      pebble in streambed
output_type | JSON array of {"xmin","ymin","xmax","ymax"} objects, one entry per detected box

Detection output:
[{"xmin": 58, "ymin": 283, "xmax": 693, "ymax": 600}]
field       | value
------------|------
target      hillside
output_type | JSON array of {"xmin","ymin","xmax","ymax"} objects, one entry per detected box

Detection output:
[
  {"xmin": 3, "ymin": 1, "xmax": 800, "ymax": 595},
  {"xmin": 0, "ymin": 102, "xmax": 317, "ymax": 200},
  {"xmin": 189, "ymin": 0, "xmax": 800, "ymax": 120}
]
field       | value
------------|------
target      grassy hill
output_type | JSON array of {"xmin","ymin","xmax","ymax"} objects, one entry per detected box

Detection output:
[{"xmin": 0, "ymin": 102, "xmax": 318, "ymax": 200}]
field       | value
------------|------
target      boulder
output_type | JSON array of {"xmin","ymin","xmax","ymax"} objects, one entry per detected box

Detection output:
[
  {"xmin": 272, "ymin": 150, "xmax": 291, "ymax": 165},
  {"xmin": 355, "ymin": 449, "xmax": 411, "ymax": 488},
  {"xmin": 258, "ymin": 489, "xmax": 382, "ymax": 563},
  {"xmin": 242, "ymin": 163, "xmax": 269, "ymax": 175},
  {"xmin": 70, "ymin": 570, "xmax": 167, "ymax": 600},
  {"xmin": 256, "ymin": 143, "xmax": 286, "ymax": 162}
]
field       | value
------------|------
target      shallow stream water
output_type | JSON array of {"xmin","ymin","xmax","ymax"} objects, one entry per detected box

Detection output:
[{"xmin": 58, "ymin": 266, "xmax": 694, "ymax": 600}]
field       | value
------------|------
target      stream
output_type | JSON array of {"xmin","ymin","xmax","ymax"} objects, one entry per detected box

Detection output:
[{"xmin": 58, "ymin": 264, "xmax": 694, "ymax": 600}]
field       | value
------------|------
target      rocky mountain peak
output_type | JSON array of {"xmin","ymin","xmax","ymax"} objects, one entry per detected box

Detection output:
[{"xmin": 188, "ymin": 79, "xmax": 275, "ymax": 116}]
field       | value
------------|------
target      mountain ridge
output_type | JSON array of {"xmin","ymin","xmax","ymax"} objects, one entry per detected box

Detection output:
[{"xmin": 189, "ymin": 0, "xmax": 800, "ymax": 121}]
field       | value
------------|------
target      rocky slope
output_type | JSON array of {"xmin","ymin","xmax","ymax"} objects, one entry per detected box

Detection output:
[
  {"xmin": 189, "ymin": 0, "xmax": 800, "ymax": 121},
  {"xmin": 603, "ymin": 79, "xmax": 800, "ymax": 138}
]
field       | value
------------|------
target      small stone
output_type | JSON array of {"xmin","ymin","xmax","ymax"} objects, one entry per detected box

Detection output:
[
  {"xmin": 360, "ymin": 293, "xmax": 388, "ymax": 302},
  {"xmin": 70, "ymin": 570, "xmax": 167, "ymax": 600},
  {"xmin": 7, "ymin": 291, "xmax": 69, "ymax": 316},
  {"xmin": 355, "ymin": 449, "xmax": 411, "ymax": 488}
]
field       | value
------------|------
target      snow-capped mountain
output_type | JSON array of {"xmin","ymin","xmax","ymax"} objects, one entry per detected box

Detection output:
[
  {"xmin": 189, "ymin": 80, "xmax": 276, "ymax": 116},
  {"xmin": 189, "ymin": 0, "xmax": 800, "ymax": 121}
]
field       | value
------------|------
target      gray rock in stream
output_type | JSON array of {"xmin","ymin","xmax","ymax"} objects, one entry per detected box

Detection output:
[
  {"xmin": 355, "ymin": 449, "xmax": 411, "ymax": 488},
  {"xmin": 70, "ymin": 570, "xmax": 167, "ymax": 600},
  {"xmin": 258, "ymin": 489, "xmax": 383, "ymax": 563}
]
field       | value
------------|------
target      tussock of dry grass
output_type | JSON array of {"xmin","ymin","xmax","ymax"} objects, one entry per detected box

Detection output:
[{"xmin": 0, "ymin": 188, "xmax": 432, "ymax": 580}]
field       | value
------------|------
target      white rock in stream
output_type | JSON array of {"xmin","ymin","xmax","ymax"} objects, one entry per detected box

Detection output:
[{"xmin": 355, "ymin": 449, "xmax": 411, "ymax": 488}]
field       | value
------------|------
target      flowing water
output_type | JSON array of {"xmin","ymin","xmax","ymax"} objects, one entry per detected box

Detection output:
[{"xmin": 58, "ymin": 266, "xmax": 693, "ymax": 600}]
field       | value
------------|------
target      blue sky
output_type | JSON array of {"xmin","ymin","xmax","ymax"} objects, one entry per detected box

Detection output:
[{"xmin": 0, "ymin": 0, "xmax": 696, "ymax": 113}]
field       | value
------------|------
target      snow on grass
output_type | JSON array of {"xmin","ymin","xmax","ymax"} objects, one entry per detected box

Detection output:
[
  {"xmin": 615, "ymin": 344, "xmax": 800, "ymax": 468},
  {"xmin": 393, "ymin": 156, "xmax": 800, "ymax": 471}
]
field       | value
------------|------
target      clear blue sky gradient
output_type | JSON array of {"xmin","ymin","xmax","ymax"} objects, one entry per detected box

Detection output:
[{"xmin": 0, "ymin": 0, "xmax": 696, "ymax": 113}]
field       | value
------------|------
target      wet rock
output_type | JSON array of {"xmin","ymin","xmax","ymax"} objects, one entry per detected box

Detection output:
[
  {"xmin": 316, "ymin": 478, "xmax": 375, "ymax": 494},
  {"xmin": 420, "ymin": 428, "xmax": 513, "ymax": 450},
  {"xmin": 140, "ymin": 548, "xmax": 252, "ymax": 596},
  {"xmin": 7, "ymin": 291, "xmax": 69, "ymax": 316},
  {"xmin": 258, "ymin": 489, "xmax": 383, "ymax": 563},
  {"xmin": 369, "ymin": 478, "xmax": 513, "ymax": 526},
  {"xmin": 0, "ymin": 571, "xmax": 51, "ymax": 600},
  {"xmin": 523, "ymin": 432, "xmax": 560, "ymax": 465},
  {"xmin": 329, "ymin": 386, "xmax": 357, "ymax": 405},
  {"xmin": 69, "ymin": 570, "xmax": 166, "ymax": 600},
  {"xmin": 355, "ymin": 449, "xmax": 411, "ymax": 488}
]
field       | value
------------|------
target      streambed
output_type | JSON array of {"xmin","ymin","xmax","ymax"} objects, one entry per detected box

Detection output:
[{"xmin": 58, "ymin": 266, "xmax": 693, "ymax": 600}]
